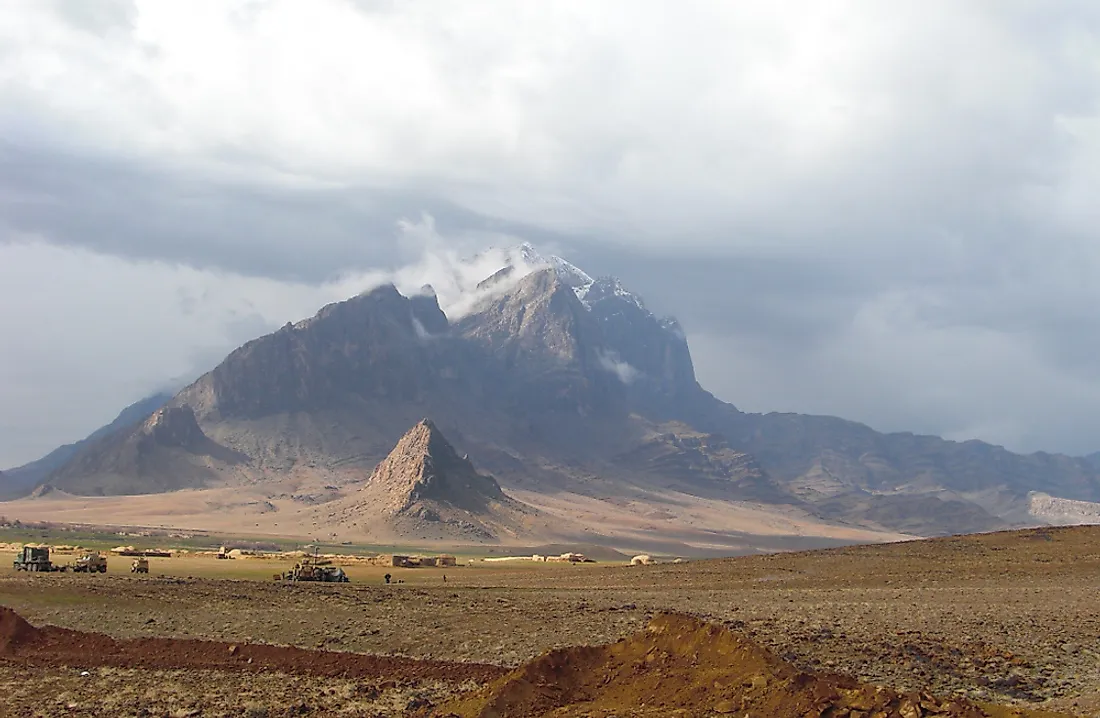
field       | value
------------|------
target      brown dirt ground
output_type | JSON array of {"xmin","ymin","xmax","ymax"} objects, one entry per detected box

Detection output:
[
  {"xmin": 1, "ymin": 526, "xmax": 1099, "ymax": 716},
  {"xmin": 429, "ymin": 613, "xmax": 1070, "ymax": 718}
]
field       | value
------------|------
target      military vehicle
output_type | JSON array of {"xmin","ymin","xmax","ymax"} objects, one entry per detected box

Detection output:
[
  {"xmin": 131, "ymin": 557, "xmax": 149, "ymax": 573},
  {"xmin": 72, "ymin": 552, "xmax": 108, "ymax": 573},
  {"xmin": 276, "ymin": 558, "xmax": 349, "ymax": 583},
  {"xmin": 12, "ymin": 546, "xmax": 65, "ymax": 572}
]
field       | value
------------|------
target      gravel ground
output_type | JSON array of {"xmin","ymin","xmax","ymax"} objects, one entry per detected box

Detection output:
[{"xmin": 0, "ymin": 525, "xmax": 1098, "ymax": 716}]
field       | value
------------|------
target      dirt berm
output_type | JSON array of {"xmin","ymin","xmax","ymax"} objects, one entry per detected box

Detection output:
[
  {"xmin": 0, "ymin": 606, "xmax": 503, "ymax": 684},
  {"xmin": 426, "ymin": 613, "xmax": 1075, "ymax": 718}
]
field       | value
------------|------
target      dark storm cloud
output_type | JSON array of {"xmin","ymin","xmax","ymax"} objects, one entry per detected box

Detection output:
[
  {"xmin": 2, "ymin": 1, "xmax": 1100, "ymax": 465},
  {"xmin": 0, "ymin": 142, "xmax": 509, "ymax": 282}
]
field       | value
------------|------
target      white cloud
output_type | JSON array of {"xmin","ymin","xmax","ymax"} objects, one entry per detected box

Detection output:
[
  {"xmin": 597, "ymin": 351, "xmax": 641, "ymax": 385},
  {"xmin": 4, "ymin": 2, "xmax": 1097, "ymax": 249}
]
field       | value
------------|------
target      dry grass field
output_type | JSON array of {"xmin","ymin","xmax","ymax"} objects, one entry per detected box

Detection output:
[{"xmin": 1, "ymin": 526, "xmax": 1098, "ymax": 716}]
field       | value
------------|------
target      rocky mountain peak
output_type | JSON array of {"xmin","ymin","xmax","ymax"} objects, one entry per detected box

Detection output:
[{"xmin": 366, "ymin": 418, "xmax": 504, "ymax": 516}]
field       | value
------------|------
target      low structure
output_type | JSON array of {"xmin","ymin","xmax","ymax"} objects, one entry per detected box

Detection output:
[{"xmin": 364, "ymin": 553, "xmax": 457, "ymax": 567}]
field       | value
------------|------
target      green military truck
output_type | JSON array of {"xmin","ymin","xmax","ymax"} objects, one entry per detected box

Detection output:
[{"xmin": 13, "ymin": 546, "xmax": 67, "ymax": 572}]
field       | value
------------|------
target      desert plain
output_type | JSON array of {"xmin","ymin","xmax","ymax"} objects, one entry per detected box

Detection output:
[{"xmin": 0, "ymin": 524, "xmax": 1097, "ymax": 717}]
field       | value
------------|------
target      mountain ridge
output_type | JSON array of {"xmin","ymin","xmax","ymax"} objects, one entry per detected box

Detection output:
[
  {"xmin": 1, "ymin": 392, "xmax": 173, "ymax": 498},
  {"xmin": 9, "ymin": 244, "xmax": 1099, "ymax": 543}
]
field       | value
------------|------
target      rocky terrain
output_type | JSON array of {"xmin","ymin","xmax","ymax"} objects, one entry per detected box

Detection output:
[
  {"xmin": 325, "ymin": 419, "xmax": 541, "ymax": 542},
  {"xmin": 1, "ymin": 525, "xmax": 1098, "ymax": 716},
  {"xmin": 4, "ymin": 244, "xmax": 1099, "ymax": 544},
  {"xmin": 1030, "ymin": 493, "xmax": 1100, "ymax": 525}
]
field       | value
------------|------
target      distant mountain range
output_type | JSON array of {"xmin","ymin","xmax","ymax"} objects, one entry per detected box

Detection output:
[{"xmin": 3, "ymin": 244, "xmax": 1098, "ymax": 545}]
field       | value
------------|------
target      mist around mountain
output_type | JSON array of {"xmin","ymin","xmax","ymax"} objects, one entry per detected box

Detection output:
[{"xmin": 9, "ymin": 244, "xmax": 1100, "ymax": 543}]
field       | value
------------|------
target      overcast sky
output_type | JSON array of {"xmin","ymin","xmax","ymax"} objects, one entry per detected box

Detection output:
[{"xmin": 2, "ymin": 1, "xmax": 1100, "ymax": 467}]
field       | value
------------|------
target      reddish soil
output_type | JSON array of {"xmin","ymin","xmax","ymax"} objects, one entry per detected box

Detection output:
[
  {"xmin": 0, "ymin": 606, "xmax": 505, "ymax": 685},
  {"xmin": 429, "ymin": 614, "xmax": 1074, "ymax": 718}
]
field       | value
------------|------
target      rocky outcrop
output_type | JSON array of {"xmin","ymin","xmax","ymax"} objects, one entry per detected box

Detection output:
[
  {"xmin": 327, "ymin": 419, "xmax": 536, "ymax": 542},
  {"xmin": 367, "ymin": 419, "xmax": 506, "ymax": 516},
  {"xmin": 1029, "ymin": 492, "xmax": 1100, "ymax": 525}
]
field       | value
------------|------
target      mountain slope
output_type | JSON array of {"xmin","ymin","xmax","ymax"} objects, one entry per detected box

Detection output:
[
  {"xmin": 324, "ymin": 419, "xmax": 538, "ymax": 542},
  {"xmin": 1, "ymin": 392, "xmax": 172, "ymax": 497},
  {"xmin": 45, "ymin": 406, "xmax": 248, "ymax": 496},
  {"xmin": 689, "ymin": 403, "xmax": 1099, "ymax": 522}
]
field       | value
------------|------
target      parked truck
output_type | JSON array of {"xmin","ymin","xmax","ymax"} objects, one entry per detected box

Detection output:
[
  {"xmin": 13, "ymin": 546, "xmax": 64, "ymax": 572},
  {"xmin": 275, "ymin": 558, "xmax": 349, "ymax": 583},
  {"xmin": 72, "ymin": 552, "xmax": 108, "ymax": 573},
  {"xmin": 130, "ymin": 557, "xmax": 149, "ymax": 574}
]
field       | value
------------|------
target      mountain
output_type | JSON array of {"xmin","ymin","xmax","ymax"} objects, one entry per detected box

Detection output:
[
  {"xmin": 689, "ymin": 406, "xmax": 1097, "ymax": 526},
  {"xmin": 1087, "ymin": 453, "xmax": 1100, "ymax": 471},
  {"xmin": 324, "ymin": 419, "xmax": 537, "ymax": 542},
  {"xmin": 15, "ymin": 243, "xmax": 1100, "ymax": 544},
  {"xmin": 1, "ymin": 392, "xmax": 172, "ymax": 498},
  {"xmin": 44, "ymin": 405, "xmax": 248, "ymax": 496}
]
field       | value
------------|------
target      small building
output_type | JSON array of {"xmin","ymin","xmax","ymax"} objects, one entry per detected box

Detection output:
[{"xmin": 436, "ymin": 555, "xmax": 457, "ymax": 567}]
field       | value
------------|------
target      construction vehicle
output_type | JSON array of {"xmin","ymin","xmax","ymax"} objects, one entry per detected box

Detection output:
[
  {"xmin": 275, "ymin": 558, "xmax": 349, "ymax": 583},
  {"xmin": 72, "ymin": 552, "xmax": 108, "ymax": 573},
  {"xmin": 130, "ymin": 557, "xmax": 149, "ymax": 574},
  {"xmin": 13, "ymin": 546, "xmax": 67, "ymax": 572}
]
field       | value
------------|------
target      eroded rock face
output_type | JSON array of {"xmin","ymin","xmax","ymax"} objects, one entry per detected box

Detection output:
[
  {"xmin": 366, "ymin": 418, "xmax": 505, "ymax": 517},
  {"xmin": 457, "ymin": 269, "xmax": 626, "ymax": 417},
  {"xmin": 327, "ymin": 419, "xmax": 536, "ymax": 543},
  {"xmin": 143, "ymin": 407, "xmax": 206, "ymax": 448}
]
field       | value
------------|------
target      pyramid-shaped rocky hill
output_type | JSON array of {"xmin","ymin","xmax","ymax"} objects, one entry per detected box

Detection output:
[{"xmin": 324, "ymin": 419, "xmax": 540, "ymax": 543}]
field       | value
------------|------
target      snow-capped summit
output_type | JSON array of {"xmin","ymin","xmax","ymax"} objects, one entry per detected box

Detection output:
[
  {"xmin": 584, "ymin": 276, "xmax": 647, "ymax": 312},
  {"xmin": 468, "ymin": 242, "xmax": 656, "ymax": 324}
]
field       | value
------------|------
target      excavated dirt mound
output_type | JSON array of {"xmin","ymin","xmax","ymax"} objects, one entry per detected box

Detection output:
[
  {"xmin": 0, "ymin": 607, "xmax": 41, "ymax": 654},
  {"xmin": 0, "ymin": 606, "xmax": 504, "ymax": 684},
  {"xmin": 428, "ymin": 614, "xmax": 1073, "ymax": 718}
]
